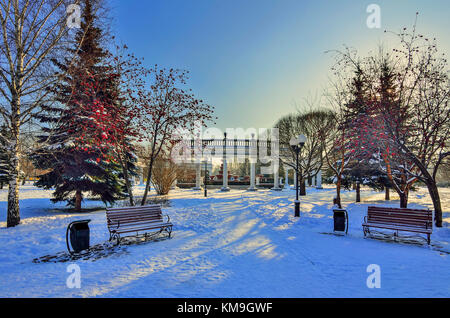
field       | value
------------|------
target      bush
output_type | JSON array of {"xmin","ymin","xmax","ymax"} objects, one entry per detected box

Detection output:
[{"xmin": 151, "ymin": 157, "xmax": 181, "ymax": 195}]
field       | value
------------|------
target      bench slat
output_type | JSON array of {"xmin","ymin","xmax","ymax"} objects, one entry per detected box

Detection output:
[
  {"xmin": 367, "ymin": 216, "xmax": 431, "ymax": 225},
  {"xmin": 113, "ymin": 223, "xmax": 173, "ymax": 234},
  {"xmin": 106, "ymin": 204, "xmax": 160, "ymax": 210},
  {"xmin": 108, "ymin": 217, "xmax": 164, "ymax": 225},
  {"xmin": 368, "ymin": 213, "xmax": 431, "ymax": 218},
  {"xmin": 108, "ymin": 214, "xmax": 163, "ymax": 221},
  {"xmin": 107, "ymin": 209, "xmax": 162, "ymax": 216},
  {"xmin": 368, "ymin": 211, "xmax": 431, "ymax": 217},
  {"xmin": 108, "ymin": 219, "xmax": 165, "ymax": 229},
  {"xmin": 363, "ymin": 222, "xmax": 432, "ymax": 234}
]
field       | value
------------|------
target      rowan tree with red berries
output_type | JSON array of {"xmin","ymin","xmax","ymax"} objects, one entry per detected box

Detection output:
[
  {"xmin": 380, "ymin": 17, "xmax": 450, "ymax": 226},
  {"xmin": 327, "ymin": 14, "xmax": 449, "ymax": 227},
  {"xmin": 346, "ymin": 55, "xmax": 420, "ymax": 208},
  {"xmin": 100, "ymin": 44, "xmax": 150, "ymax": 206},
  {"xmin": 139, "ymin": 66, "xmax": 216, "ymax": 205}
]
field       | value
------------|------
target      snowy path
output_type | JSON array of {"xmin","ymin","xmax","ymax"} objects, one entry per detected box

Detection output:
[{"xmin": 0, "ymin": 186, "xmax": 449, "ymax": 297}]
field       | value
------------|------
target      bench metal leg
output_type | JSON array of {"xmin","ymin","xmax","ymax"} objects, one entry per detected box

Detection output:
[
  {"xmin": 363, "ymin": 226, "xmax": 370, "ymax": 237},
  {"xmin": 165, "ymin": 226, "xmax": 172, "ymax": 238},
  {"xmin": 110, "ymin": 233, "xmax": 120, "ymax": 245},
  {"xmin": 109, "ymin": 232, "xmax": 116, "ymax": 241},
  {"xmin": 427, "ymin": 234, "xmax": 430, "ymax": 245}
]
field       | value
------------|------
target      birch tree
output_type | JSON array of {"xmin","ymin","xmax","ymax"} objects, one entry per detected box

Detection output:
[{"xmin": 0, "ymin": 0, "xmax": 76, "ymax": 226}]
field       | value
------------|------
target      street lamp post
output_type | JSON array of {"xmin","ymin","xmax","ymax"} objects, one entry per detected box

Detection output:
[
  {"xmin": 204, "ymin": 160, "xmax": 208, "ymax": 197},
  {"xmin": 290, "ymin": 134, "xmax": 306, "ymax": 217}
]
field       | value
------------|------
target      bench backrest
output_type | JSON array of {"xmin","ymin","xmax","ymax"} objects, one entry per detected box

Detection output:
[
  {"xmin": 106, "ymin": 205, "xmax": 163, "ymax": 230},
  {"xmin": 367, "ymin": 206, "xmax": 432, "ymax": 229}
]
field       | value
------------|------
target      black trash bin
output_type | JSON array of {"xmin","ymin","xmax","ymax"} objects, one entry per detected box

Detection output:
[
  {"xmin": 333, "ymin": 209, "xmax": 348, "ymax": 234},
  {"xmin": 66, "ymin": 219, "xmax": 91, "ymax": 254}
]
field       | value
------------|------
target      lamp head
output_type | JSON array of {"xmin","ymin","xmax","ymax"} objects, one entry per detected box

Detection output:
[
  {"xmin": 298, "ymin": 134, "xmax": 307, "ymax": 146},
  {"xmin": 289, "ymin": 136, "xmax": 298, "ymax": 147}
]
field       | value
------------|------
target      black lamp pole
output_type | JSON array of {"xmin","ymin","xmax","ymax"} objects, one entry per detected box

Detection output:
[
  {"xmin": 295, "ymin": 147, "xmax": 300, "ymax": 217},
  {"xmin": 291, "ymin": 135, "xmax": 305, "ymax": 217},
  {"xmin": 204, "ymin": 160, "xmax": 208, "ymax": 197}
]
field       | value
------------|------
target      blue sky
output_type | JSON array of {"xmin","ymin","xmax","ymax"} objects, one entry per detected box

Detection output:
[{"xmin": 109, "ymin": 0, "xmax": 450, "ymax": 131}]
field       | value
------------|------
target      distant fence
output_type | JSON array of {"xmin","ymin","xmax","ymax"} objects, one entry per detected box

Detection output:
[{"xmin": 177, "ymin": 182, "xmax": 276, "ymax": 189}]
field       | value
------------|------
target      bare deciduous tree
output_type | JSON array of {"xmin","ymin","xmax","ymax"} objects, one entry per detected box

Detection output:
[{"xmin": 277, "ymin": 105, "xmax": 332, "ymax": 195}]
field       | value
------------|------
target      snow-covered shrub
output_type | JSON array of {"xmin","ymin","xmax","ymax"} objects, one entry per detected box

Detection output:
[{"xmin": 151, "ymin": 157, "xmax": 181, "ymax": 195}]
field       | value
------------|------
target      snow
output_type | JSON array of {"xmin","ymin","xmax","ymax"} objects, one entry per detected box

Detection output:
[{"xmin": 0, "ymin": 184, "xmax": 449, "ymax": 297}]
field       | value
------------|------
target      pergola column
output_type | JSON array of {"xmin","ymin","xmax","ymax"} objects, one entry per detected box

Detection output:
[
  {"xmin": 312, "ymin": 170, "xmax": 316, "ymax": 187},
  {"xmin": 316, "ymin": 170, "xmax": 323, "ymax": 189},
  {"xmin": 284, "ymin": 167, "xmax": 290, "ymax": 189},
  {"xmin": 221, "ymin": 158, "xmax": 230, "ymax": 191},
  {"xmin": 271, "ymin": 163, "xmax": 281, "ymax": 191},
  {"xmin": 171, "ymin": 178, "xmax": 178, "ymax": 189},
  {"xmin": 221, "ymin": 133, "xmax": 230, "ymax": 192},
  {"xmin": 193, "ymin": 162, "xmax": 201, "ymax": 190},
  {"xmin": 248, "ymin": 161, "xmax": 257, "ymax": 191},
  {"xmin": 292, "ymin": 170, "xmax": 297, "ymax": 190},
  {"xmin": 139, "ymin": 168, "xmax": 144, "ymax": 185}
]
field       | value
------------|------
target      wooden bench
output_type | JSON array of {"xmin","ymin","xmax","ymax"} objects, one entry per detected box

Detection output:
[
  {"xmin": 363, "ymin": 206, "xmax": 433, "ymax": 244},
  {"xmin": 106, "ymin": 204, "xmax": 173, "ymax": 243}
]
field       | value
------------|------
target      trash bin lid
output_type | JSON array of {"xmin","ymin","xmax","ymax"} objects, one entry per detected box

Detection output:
[
  {"xmin": 70, "ymin": 219, "xmax": 91, "ymax": 225},
  {"xmin": 69, "ymin": 219, "xmax": 91, "ymax": 230}
]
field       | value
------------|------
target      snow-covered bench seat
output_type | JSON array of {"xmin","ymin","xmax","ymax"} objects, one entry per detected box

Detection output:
[
  {"xmin": 363, "ymin": 206, "xmax": 433, "ymax": 244},
  {"xmin": 106, "ymin": 204, "xmax": 172, "ymax": 243}
]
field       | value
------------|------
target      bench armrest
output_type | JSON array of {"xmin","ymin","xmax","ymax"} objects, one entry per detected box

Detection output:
[
  {"xmin": 164, "ymin": 214, "xmax": 171, "ymax": 224},
  {"xmin": 364, "ymin": 215, "xmax": 367, "ymax": 223}
]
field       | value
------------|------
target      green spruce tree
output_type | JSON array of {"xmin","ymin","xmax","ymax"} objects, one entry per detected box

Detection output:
[{"xmin": 32, "ymin": 0, "xmax": 124, "ymax": 210}]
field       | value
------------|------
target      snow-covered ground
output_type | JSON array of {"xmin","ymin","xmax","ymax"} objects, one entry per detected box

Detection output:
[{"xmin": 0, "ymin": 184, "xmax": 449, "ymax": 297}]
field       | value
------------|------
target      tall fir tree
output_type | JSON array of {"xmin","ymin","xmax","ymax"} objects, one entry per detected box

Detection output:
[
  {"xmin": 374, "ymin": 58, "xmax": 416, "ymax": 207},
  {"xmin": 343, "ymin": 63, "xmax": 389, "ymax": 201},
  {"xmin": 32, "ymin": 0, "xmax": 124, "ymax": 210}
]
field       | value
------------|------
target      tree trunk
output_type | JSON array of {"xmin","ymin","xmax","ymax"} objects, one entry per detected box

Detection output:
[
  {"xmin": 399, "ymin": 147, "xmax": 445, "ymax": 227},
  {"xmin": 356, "ymin": 182, "xmax": 360, "ymax": 202},
  {"xmin": 399, "ymin": 192, "xmax": 408, "ymax": 208},
  {"xmin": 335, "ymin": 177, "xmax": 342, "ymax": 208},
  {"xmin": 299, "ymin": 178, "xmax": 306, "ymax": 196},
  {"xmin": 74, "ymin": 190, "xmax": 82, "ymax": 211},
  {"xmin": 119, "ymin": 153, "xmax": 135, "ymax": 206},
  {"xmin": 125, "ymin": 176, "xmax": 135, "ymax": 206},
  {"xmin": 425, "ymin": 180, "xmax": 442, "ymax": 227},
  {"xmin": 7, "ymin": 164, "xmax": 20, "ymax": 227},
  {"xmin": 7, "ymin": 124, "xmax": 21, "ymax": 227},
  {"xmin": 141, "ymin": 158, "xmax": 155, "ymax": 205},
  {"xmin": 415, "ymin": 163, "xmax": 443, "ymax": 227},
  {"xmin": 385, "ymin": 187, "xmax": 390, "ymax": 200}
]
